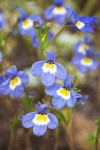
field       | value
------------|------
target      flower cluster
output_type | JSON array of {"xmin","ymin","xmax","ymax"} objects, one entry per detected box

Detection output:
[
  {"xmin": 72, "ymin": 34, "xmax": 99, "ymax": 73},
  {"xmin": 0, "ymin": 0, "xmax": 98, "ymax": 138},
  {"xmin": 0, "ymin": 65, "xmax": 29, "ymax": 98}
]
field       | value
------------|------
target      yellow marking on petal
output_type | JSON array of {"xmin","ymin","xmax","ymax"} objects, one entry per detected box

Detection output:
[
  {"xmin": 35, "ymin": 114, "xmax": 48, "ymax": 122},
  {"xmin": 82, "ymin": 57, "xmax": 92, "ymax": 63},
  {"xmin": 50, "ymin": 64, "xmax": 55, "ymax": 69},
  {"xmin": 59, "ymin": 88, "xmax": 70, "ymax": 97},
  {"xmin": 45, "ymin": 63, "xmax": 50, "ymax": 69},
  {"xmin": 81, "ymin": 44, "xmax": 89, "ymax": 50},
  {"xmin": 53, "ymin": 7, "xmax": 66, "ymax": 14},
  {"xmin": 10, "ymin": 77, "xmax": 19, "ymax": 86},
  {"xmin": 22, "ymin": 19, "xmax": 31, "ymax": 27}
]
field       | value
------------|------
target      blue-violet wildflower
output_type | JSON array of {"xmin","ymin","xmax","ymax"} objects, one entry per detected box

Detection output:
[
  {"xmin": 45, "ymin": 74, "xmax": 76, "ymax": 108},
  {"xmin": 74, "ymin": 34, "xmax": 93, "ymax": 55},
  {"xmin": 18, "ymin": 8, "xmax": 43, "ymax": 37},
  {"xmin": 31, "ymin": 51, "xmax": 67, "ymax": 86},
  {"xmin": 0, "ymin": 65, "xmax": 29, "ymax": 98},
  {"xmin": 21, "ymin": 104, "xmax": 58, "ymax": 136},
  {"xmin": 67, "ymin": 10, "xmax": 98, "ymax": 32},
  {"xmin": 72, "ymin": 52, "xmax": 99, "ymax": 74},
  {"xmin": 44, "ymin": 0, "xmax": 72, "ymax": 25}
]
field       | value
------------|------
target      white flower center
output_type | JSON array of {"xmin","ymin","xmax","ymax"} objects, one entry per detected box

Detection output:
[
  {"xmin": 80, "ymin": 57, "xmax": 93, "ymax": 66},
  {"xmin": 42, "ymin": 63, "xmax": 57, "ymax": 74},
  {"xmin": 22, "ymin": 19, "xmax": 33, "ymax": 30},
  {"xmin": 78, "ymin": 44, "xmax": 89, "ymax": 54},
  {"xmin": 53, "ymin": 7, "xmax": 66, "ymax": 15},
  {"xmin": 75, "ymin": 21, "xmax": 85, "ymax": 29}
]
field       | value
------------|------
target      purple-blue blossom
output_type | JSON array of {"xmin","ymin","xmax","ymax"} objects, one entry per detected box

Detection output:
[
  {"xmin": 21, "ymin": 104, "xmax": 58, "ymax": 137},
  {"xmin": 45, "ymin": 74, "xmax": 76, "ymax": 108},
  {"xmin": 31, "ymin": 51, "xmax": 67, "ymax": 86},
  {"xmin": 0, "ymin": 65, "xmax": 29, "ymax": 98},
  {"xmin": 71, "ymin": 51, "xmax": 99, "ymax": 74},
  {"xmin": 44, "ymin": 0, "xmax": 72, "ymax": 25},
  {"xmin": 67, "ymin": 10, "xmax": 98, "ymax": 32},
  {"xmin": 74, "ymin": 34, "xmax": 93, "ymax": 55},
  {"xmin": 18, "ymin": 8, "xmax": 43, "ymax": 37}
]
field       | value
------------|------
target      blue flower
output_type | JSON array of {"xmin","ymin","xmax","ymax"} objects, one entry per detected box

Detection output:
[
  {"xmin": 18, "ymin": 8, "xmax": 43, "ymax": 37},
  {"xmin": 75, "ymin": 93, "xmax": 88, "ymax": 105},
  {"xmin": 71, "ymin": 52, "xmax": 99, "ymax": 74},
  {"xmin": 44, "ymin": 0, "xmax": 72, "ymax": 25},
  {"xmin": 45, "ymin": 74, "xmax": 76, "ymax": 108},
  {"xmin": 31, "ymin": 51, "xmax": 67, "ymax": 86},
  {"xmin": 31, "ymin": 31, "xmax": 54, "ymax": 48},
  {"xmin": 0, "ymin": 65, "xmax": 29, "ymax": 98},
  {"xmin": 67, "ymin": 10, "xmax": 98, "ymax": 32},
  {"xmin": 0, "ymin": 51, "xmax": 2, "ymax": 62},
  {"xmin": 74, "ymin": 34, "xmax": 93, "ymax": 55},
  {"xmin": 21, "ymin": 104, "xmax": 58, "ymax": 137},
  {"xmin": 0, "ymin": 10, "xmax": 6, "ymax": 28}
]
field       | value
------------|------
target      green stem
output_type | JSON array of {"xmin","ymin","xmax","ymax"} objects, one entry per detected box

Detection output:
[
  {"xmin": 43, "ymin": 25, "xmax": 66, "ymax": 51},
  {"xmin": 95, "ymin": 125, "xmax": 100, "ymax": 150}
]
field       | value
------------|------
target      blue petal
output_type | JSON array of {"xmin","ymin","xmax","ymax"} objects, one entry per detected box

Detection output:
[
  {"xmin": 48, "ymin": 32, "xmax": 54, "ymax": 41},
  {"xmin": 55, "ymin": 63, "xmax": 67, "ymax": 80},
  {"xmin": 71, "ymin": 55, "xmax": 82, "ymax": 66},
  {"xmin": 21, "ymin": 112, "xmax": 35, "ymax": 128},
  {"xmin": 12, "ymin": 85, "xmax": 24, "ymax": 98},
  {"xmin": 64, "ymin": 74, "xmax": 73, "ymax": 88},
  {"xmin": 54, "ymin": 14, "xmax": 66, "ymax": 25},
  {"xmin": 0, "ymin": 76, "xmax": 4, "ymax": 85},
  {"xmin": 33, "ymin": 125, "xmax": 47, "ymax": 136},
  {"xmin": 71, "ymin": 10, "xmax": 78, "ymax": 20},
  {"xmin": 0, "ymin": 79, "xmax": 12, "ymax": 95},
  {"xmin": 88, "ymin": 59, "xmax": 99, "ymax": 70},
  {"xmin": 31, "ymin": 61, "xmax": 44, "ymax": 77},
  {"xmin": 52, "ymin": 95, "xmax": 66, "ymax": 108},
  {"xmin": 42, "ymin": 72, "xmax": 55, "ymax": 86},
  {"xmin": 18, "ymin": 7, "xmax": 27, "ymax": 20},
  {"xmin": 47, "ymin": 113, "xmax": 58, "ymax": 129},
  {"xmin": 66, "ymin": 90, "xmax": 76, "ymax": 107},
  {"xmin": 0, "ymin": 51, "xmax": 2, "ymax": 62},
  {"xmin": 5, "ymin": 65, "xmax": 17, "ymax": 78},
  {"xmin": 31, "ymin": 36, "xmax": 39, "ymax": 47},
  {"xmin": 46, "ymin": 51, "xmax": 56, "ymax": 62},
  {"xmin": 54, "ymin": 0, "xmax": 64, "ymax": 5},
  {"xmin": 44, "ymin": 6, "xmax": 54, "ymax": 19},
  {"xmin": 17, "ymin": 71, "xmax": 29, "ymax": 85},
  {"xmin": 35, "ymin": 104, "xmax": 48, "ymax": 113},
  {"xmin": 0, "ymin": 13, "xmax": 6, "ymax": 28},
  {"xmin": 45, "ymin": 83, "xmax": 61, "ymax": 96}
]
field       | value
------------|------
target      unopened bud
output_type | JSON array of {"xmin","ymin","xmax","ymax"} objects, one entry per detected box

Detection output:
[{"xmin": 33, "ymin": 20, "xmax": 40, "ymax": 29}]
